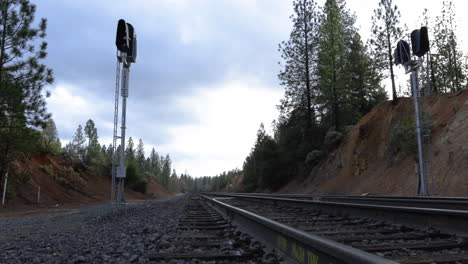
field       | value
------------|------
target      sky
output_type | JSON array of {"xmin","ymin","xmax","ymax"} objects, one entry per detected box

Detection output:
[{"xmin": 33, "ymin": 0, "xmax": 468, "ymax": 177}]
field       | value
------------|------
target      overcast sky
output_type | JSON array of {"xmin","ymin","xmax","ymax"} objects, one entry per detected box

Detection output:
[{"xmin": 34, "ymin": 0, "xmax": 468, "ymax": 177}]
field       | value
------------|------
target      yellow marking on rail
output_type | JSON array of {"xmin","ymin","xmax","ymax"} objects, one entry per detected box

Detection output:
[{"xmin": 275, "ymin": 233, "xmax": 320, "ymax": 264}]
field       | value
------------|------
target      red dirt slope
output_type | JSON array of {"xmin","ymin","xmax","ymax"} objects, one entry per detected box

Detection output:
[
  {"xmin": 280, "ymin": 90, "xmax": 468, "ymax": 196},
  {"xmin": 1, "ymin": 153, "xmax": 169, "ymax": 211}
]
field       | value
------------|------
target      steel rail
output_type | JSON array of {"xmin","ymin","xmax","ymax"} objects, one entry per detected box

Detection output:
[
  {"xmin": 201, "ymin": 195, "xmax": 397, "ymax": 264},
  {"xmin": 210, "ymin": 193, "xmax": 468, "ymax": 211},
  {"xmin": 207, "ymin": 193, "xmax": 468, "ymax": 237},
  {"xmin": 223, "ymin": 193, "xmax": 468, "ymax": 201}
]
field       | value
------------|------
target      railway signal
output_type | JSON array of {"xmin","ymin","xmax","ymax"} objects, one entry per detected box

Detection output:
[
  {"xmin": 393, "ymin": 28, "xmax": 430, "ymax": 196},
  {"xmin": 394, "ymin": 40, "xmax": 410, "ymax": 66},
  {"xmin": 111, "ymin": 19, "xmax": 137, "ymax": 203},
  {"xmin": 411, "ymin": 27, "xmax": 430, "ymax": 57}
]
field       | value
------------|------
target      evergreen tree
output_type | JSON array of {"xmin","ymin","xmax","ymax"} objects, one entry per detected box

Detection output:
[
  {"xmin": 41, "ymin": 118, "xmax": 61, "ymax": 153},
  {"xmin": 347, "ymin": 33, "xmax": 387, "ymax": 122},
  {"xmin": 149, "ymin": 147, "xmax": 161, "ymax": 180},
  {"xmin": 161, "ymin": 154, "xmax": 171, "ymax": 189},
  {"xmin": 136, "ymin": 138, "xmax": 145, "ymax": 173},
  {"xmin": 125, "ymin": 137, "xmax": 135, "ymax": 164},
  {"xmin": 84, "ymin": 119, "xmax": 98, "ymax": 148},
  {"xmin": 84, "ymin": 119, "xmax": 100, "ymax": 165},
  {"xmin": 432, "ymin": 1, "xmax": 466, "ymax": 93},
  {"xmin": 316, "ymin": 0, "xmax": 354, "ymax": 130},
  {"xmin": 101, "ymin": 144, "xmax": 107, "ymax": 156},
  {"xmin": 242, "ymin": 124, "xmax": 282, "ymax": 191},
  {"xmin": 369, "ymin": 0, "xmax": 404, "ymax": 103},
  {"xmin": 0, "ymin": 0, "xmax": 53, "ymax": 178},
  {"xmin": 169, "ymin": 169, "xmax": 178, "ymax": 192},
  {"xmin": 72, "ymin": 125, "xmax": 86, "ymax": 161},
  {"xmin": 278, "ymin": 0, "xmax": 320, "ymax": 126}
]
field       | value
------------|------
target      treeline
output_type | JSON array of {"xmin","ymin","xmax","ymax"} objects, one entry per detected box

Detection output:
[
  {"xmin": 56, "ymin": 119, "xmax": 177, "ymax": 193},
  {"xmin": 242, "ymin": 0, "xmax": 468, "ymax": 192},
  {"xmin": 178, "ymin": 169, "xmax": 241, "ymax": 193},
  {"xmin": 417, "ymin": 3, "xmax": 467, "ymax": 95}
]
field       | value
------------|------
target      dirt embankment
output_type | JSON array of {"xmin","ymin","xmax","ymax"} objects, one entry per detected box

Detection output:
[
  {"xmin": 1, "ymin": 153, "xmax": 170, "ymax": 211},
  {"xmin": 280, "ymin": 90, "xmax": 468, "ymax": 196}
]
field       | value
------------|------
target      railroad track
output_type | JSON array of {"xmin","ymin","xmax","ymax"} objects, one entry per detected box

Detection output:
[
  {"xmin": 149, "ymin": 196, "xmax": 277, "ymax": 263},
  {"xmin": 202, "ymin": 194, "xmax": 468, "ymax": 264},
  {"xmin": 210, "ymin": 193, "xmax": 468, "ymax": 211}
]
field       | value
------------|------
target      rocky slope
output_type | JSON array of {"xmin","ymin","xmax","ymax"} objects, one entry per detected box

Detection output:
[{"xmin": 281, "ymin": 90, "xmax": 468, "ymax": 196}]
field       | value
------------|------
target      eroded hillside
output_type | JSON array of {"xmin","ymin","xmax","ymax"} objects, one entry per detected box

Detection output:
[
  {"xmin": 281, "ymin": 90, "xmax": 468, "ymax": 196},
  {"xmin": 1, "ymin": 153, "xmax": 169, "ymax": 211}
]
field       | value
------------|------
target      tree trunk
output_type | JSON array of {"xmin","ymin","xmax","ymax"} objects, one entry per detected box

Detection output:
[
  {"xmin": 429, "ymin": 53, "xmax": 438, "ymax": 94},
  {"xmin": 0, "ymin": 1, "xmax": 10, "ymax": 86},
  {"xmin": 386, "ymin": 29, "xmax": 398, "ymax": 104},
  {"xmin": 303, "ymin": 0, "xmax": 312, "ymax": 128}
]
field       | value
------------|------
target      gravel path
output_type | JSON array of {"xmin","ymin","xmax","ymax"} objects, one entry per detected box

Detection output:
[{"xmin": 0, "ymin": 195, "xmax": 187, "ymax": 264}]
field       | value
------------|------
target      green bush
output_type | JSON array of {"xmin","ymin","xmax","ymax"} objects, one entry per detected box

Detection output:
[
  {"xmin": 305, "ymin": 150, "xmax": 324, "ymax": 165},
  {"xmin": 125, "ymin": 162, "xmax": 147, "ymax": 193},
  {"xmin": 66, "ymin": 166, "xmax": 80, "ymax": 178},
  {"xmin": 64, "ymin": 167, "xmax": 85, "ymax": 191},
  {"xmin": 391, "ymin": 113, "xmax": 432, "ymax": 154},
  {"xmin": 55, "ymin": 176, "xmax": 68, "ymax": 186},
  {"xmin": 40, "ymin": 164, "xmax": 56, "ymax": 176},
  {"xmin": 20, "ymin": 171, "xmax": 32, "ymax": 183},
  {"xmin": 324, "ymin": 130, "xmax": 343, "ymax": 148}
]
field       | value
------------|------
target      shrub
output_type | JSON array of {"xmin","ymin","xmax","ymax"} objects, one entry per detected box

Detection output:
[
  {"xmin": 66, "ymin": 166, "xmax": 80, "ymax": 178},
  {"xmin": 40, "ymin": 164, "xmax": 56, "ymax": 176},
  {"xmin": 391, "ymin": 113, "xmax": 432, "ymax": 154},
  {"xmin": 20, "ymin": 171, "xmax": 32, "ymax": 183},
  {"xmin": 55, "ymin": 176, "xmax": 68, "ymax": 186},
  {"xmin": 305, "ymin": 150, "xmax": 324, "ymax": 165},
  {"xmin": 324, "ymin": 130, "xmax": 343, "ymax": 148}
]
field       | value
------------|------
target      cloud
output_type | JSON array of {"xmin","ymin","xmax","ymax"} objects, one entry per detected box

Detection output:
[
  {"xmin": 159, "ymin": 76, "xmax": 283, "ymax": 176},
  {"xmin": 47, "ymin": 83, "xmax": 112, "ymax": 140}
]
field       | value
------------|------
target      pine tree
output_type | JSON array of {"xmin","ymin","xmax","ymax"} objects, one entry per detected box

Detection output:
[
  {"xmin": 316, "ymin": 0, "xmax": 355, "ymax": 130},
  {"xmin": 136, "ymin": 138, "xmax": 145, "ymax": 173},
  {"xmin": 149, "ymin": 147, "xmax": 161, "ymax": 180},
  {"xmin": 161, "ymin": 154, "xmax": 171, "ymax": 189},
  {"xmin": 278, "ymin": 0, "xmax": 320, "ymax": 126},
  {"xmin": 41, "ymin": 118, "xmax": 61, "ymax": 153},
  {"xmin": 101, "ymin": 144, "xmax": 107, "ymax": 156},
  {"xmin": 242, "ymin": 123, "xmax": 281, "ymax": 191},
  {"xmin": 84, "ymin": 119, "xmax": 98, "ymax": 148},
  {"xmin": 369, "ymin": 0, "xmax": 404, "ymax": 103},
  {"xmin": 432, "ymin": 1, "xmax": 466, "ymax": 93},
  {"xmin": 347, "ymin": 33, "xmax": 387, "ymax": 122},
  {"xmin": 0, "ymin": 0, "xmax": 53, "ymax": 178},
  {"xmin": 72, "ymin": 125, "xmax": 86, "ymax": 161},
  {"xmin": 125, "ymin": 137, "xmax": 135, "ymax": 164},
  {"xmin": 83, "ymin": 119, "xmax": 100, "ymax": 165}
]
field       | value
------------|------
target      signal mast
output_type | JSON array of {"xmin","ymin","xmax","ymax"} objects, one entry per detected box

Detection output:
[
  {"xmin": 394, "ymin": 27, "xmax": 430, "ymax": 196},
  {"xmin": 111, "ymin": 19, "xmax": 137, "ymax": 203}
]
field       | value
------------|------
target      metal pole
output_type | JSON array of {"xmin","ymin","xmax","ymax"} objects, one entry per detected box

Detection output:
[
  {"xmin": 111, "ymin": 51, "xmax": 122, "ymax": 203},
  {"xmin": 37, "ymin": 185, "xmax": 40, "ymax": 207},
  {"xmin": 426, "ymin": 54, "xmax": 431, "ymax": 96},
  {"xmin": 117, "ymin": 63, "xmax": 130, "ymax": 203},
  {"xmin": 1, "ymin": 170, "xmax": 8, "ymax": 206},
  {"xmin": 410, "ymin": 69, "xmax": 428, "ymax": 196}
]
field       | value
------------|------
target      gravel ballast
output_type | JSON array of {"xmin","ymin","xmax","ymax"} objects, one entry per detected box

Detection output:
[{"xmin": 0, "ymin": 195, "xmax": 187, "ymax": 264}]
